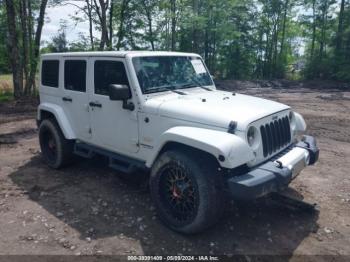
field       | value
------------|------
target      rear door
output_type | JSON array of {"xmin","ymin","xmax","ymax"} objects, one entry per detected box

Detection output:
[
  {"xmin": 88, "ymin": 57, "xmax": 139, "ymax": 154},
  {"xmin": 62, "ymin": 58, "xmax": 91, "ymax": 141}
]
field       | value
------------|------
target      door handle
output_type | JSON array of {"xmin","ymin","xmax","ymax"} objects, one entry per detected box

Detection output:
[
  {"xmin": 62, "ymin": 97, "xmax": 73, "ymax": 102},
  {"xmin": 89, "ymin": 102, "xmax": 102, "ymax": 108}
]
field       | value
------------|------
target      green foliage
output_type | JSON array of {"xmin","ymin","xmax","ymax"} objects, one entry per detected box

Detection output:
[
  {"xmin": 3, "ymin": 0, "xmax": 350, "ymax": 83},
  {"xmin": 0, "ymin": 5, "xmax": 10, "ymax": 74},
  {"xmin": 301, "ymin": 0, "xmax": 350, "ymax": 82},
  {"xmin": 47, "ymin": 27, "xmax": 69, "ymax": 53},
  {"xmin": 0, "ymin": 90, "xmax": 13, "ymax": 102}
]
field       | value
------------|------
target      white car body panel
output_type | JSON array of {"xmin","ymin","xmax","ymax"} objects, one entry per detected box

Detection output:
[
  {"xmin": 142, "ymin": 89, "xmax": 290, "ymax": 131},
  {"xmin": 88, "ymin": 57, "xmax": 139, "ymax": 154}
]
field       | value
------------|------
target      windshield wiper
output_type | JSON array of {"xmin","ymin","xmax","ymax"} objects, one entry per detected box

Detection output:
[
  {"xmin": 147, "ymin": 86, "xmax": 186, "ymax": 95},
  {"xmin": 181, "ymin": 79, "xmax": 213, "ymax": 91}
]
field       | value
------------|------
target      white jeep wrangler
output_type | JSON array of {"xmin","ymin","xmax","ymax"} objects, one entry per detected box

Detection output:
[{"xmin": 37, "ymin": 51, "xmax": 319, "ymax": 233}]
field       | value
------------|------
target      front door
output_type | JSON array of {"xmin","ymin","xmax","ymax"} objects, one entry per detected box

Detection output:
[{"xmin": 88, "ymin": 58, "xmax": 139, "ymax": 154}]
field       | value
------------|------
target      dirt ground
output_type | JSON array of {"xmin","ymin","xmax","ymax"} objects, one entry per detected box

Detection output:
[{"xmin": 0, "ymin": 86, "xmax": 350, "ymax": 260}]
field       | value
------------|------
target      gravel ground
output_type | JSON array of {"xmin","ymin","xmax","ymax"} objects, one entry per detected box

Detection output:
[{"xmin": 0, "ymin": 87, "xmax": 349, "ymax": 260}]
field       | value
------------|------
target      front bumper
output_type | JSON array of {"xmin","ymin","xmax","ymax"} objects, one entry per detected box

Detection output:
[{"xmin": 227, "ymin": 135, "xmax": 319, "ymax": 200}]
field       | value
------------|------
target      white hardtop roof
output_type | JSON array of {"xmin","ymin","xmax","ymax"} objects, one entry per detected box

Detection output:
[{"xmin": 41, "ymin": 51, "xmax": 201, "ymax": 59}]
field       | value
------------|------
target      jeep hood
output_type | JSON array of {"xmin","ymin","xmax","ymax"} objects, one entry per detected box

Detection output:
[{"xmin": 143, "ymin": 89, "xmax": 290, "ymax": 130}]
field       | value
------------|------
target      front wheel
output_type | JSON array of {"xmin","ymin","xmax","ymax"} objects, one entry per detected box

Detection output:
[{"xmin": 150, "ymin": 149, "xmax": 224, "ymax": 234}]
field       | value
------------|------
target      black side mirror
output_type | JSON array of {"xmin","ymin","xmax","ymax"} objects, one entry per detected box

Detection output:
[
  {"xmin": 109, "ymin": 84, "xmax": 134, "ymax": 111},
  {"xmin": 109, "ymin": 84, "xmax": 131, "ymax": 101}
]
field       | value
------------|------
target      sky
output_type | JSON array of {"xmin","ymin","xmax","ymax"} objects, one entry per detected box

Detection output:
[{"xmin": 42, "ymin": 2, "xmax": 94, "ymax": 43}]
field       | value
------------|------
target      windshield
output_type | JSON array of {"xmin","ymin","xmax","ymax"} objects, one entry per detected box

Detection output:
[{"xmin": 132, "ymin": 56, "xmax": 214, "ymax": 94}]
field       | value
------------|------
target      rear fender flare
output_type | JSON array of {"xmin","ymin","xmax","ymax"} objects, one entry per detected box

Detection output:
[{"xmin": 37, "ymin": 103, "xmax": 76, "ymax": 139}]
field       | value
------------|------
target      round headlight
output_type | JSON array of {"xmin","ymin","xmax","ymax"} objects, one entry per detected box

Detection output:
[
  {"xmin": 247, "ymin": 126, "xmax": 258, "ymax": 147},
  {"xmin": 289, "ymin": 111, "xmax": 296, "ymax": 129}
]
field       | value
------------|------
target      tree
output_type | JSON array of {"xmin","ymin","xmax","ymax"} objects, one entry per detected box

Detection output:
[
  {"xmin": 48, "ymin": 22, "xmax": 69, "ymax": 52},
  {"xmin": 94, "ymin": 0, "xmax": 110, "ymax": 50},
  {"xmin": 3, "ymin": 0, "xmax": 350, "ymax": 98},
  {"xmin": 4, "ymin": 0, "xmax": 49, "ymax": 97},
  {"xmin": 141, "ymin": 0, "xmax": 157, "ymax": 50},
  {"xmin": 116, "ymin": 0, "xmax": 129, "ymax": 50},
  {"xmin": 27, "ymin": 0, "xmax": 49, "ymax": 94},
  {"xmin": 5, "ymin": 0, "xmax": 23, "ymax": 98},
  {"xmin": 0, "ymin": 5, "xmax": 10, "ymax": 74}
]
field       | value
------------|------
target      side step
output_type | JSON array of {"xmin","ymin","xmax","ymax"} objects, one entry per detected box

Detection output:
[
  {"xmin": 109, "ymin": 157, "xmax": 138, "ymax": 174},
  {"xmin": 74, "ymin": 143, "xmax": 94, "ymax": 158},
  {"xmin": 74, "ymin": 142, "xmax": 147, "ymax": 174}
]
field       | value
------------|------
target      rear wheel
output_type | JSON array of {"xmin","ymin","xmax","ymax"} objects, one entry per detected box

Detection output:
[
  {"xmin": 39, "ymin": 119, "xmax": 74, "ymax": 169},
  {"xmin": 150, "ymin": 149, "xmax": 224, "ymax": 234}
]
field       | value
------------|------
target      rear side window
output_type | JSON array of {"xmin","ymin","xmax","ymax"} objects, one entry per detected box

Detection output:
[
  {"xmin": 41, "ymin": 60, "xmax": 59, "ymax": 87},
  {"xmin": 64, "ymin": 60, "xmax": 86, "ymax": 92},
  {"xmin": 94, "ymin": 61, "xmax": 129, "ymax": 96}
]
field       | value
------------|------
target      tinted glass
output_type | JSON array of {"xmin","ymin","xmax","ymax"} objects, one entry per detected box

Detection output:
[
  {"xmin": 132, "ymin": 56, "xmax": 213, "ymax": 94},
  {"xmin": 94, "ymin": 61, "xmax": 129, "ymax": 96},
  {"xmin": 64, "ymin": 60, "xmax": 86, "ymax": 92},
  {"xmin": 41, "ymin": 60, "xmax": 59, "ymax": 87}
]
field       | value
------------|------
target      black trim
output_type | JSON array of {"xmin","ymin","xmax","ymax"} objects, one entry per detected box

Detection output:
[
  {"xmin": 62, "ymin": 97, "xmax": 73, "ymax": 102},
  {"xmin": 227, "ymin": 135, "xmax": 319, "ymax": 200},
  {"xmin": 89, "ymin": 102, "xmax": 102, "ymax": 108},
  {"xmin": 227, "ymin": 162, "xmax": 292, "ymax": 200},
  {"xmin": 260, "ymin": 116, "xmax": 291, "ymax": 157},
  {"xmin": 74, "ymin": 142, "xmax": 147, "ymax": 173},
  {"xmin": 228, "ymin": 121, "xmax": 237, "ymax": 134}
]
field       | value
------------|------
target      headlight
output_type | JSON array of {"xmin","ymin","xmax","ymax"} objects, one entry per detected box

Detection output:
[
  {"xmin": 289, "ymin": 111, "xmax": 296, "ymax": 129},
  {"xmin": 247, "ymin": 126, "xmax": 259, "ymax": 148}
]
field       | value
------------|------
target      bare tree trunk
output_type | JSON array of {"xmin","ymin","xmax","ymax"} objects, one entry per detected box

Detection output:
[
  {"xmin": 170, "ymin": 0, "xmax": 176, "ymax": 51},
  {"xmin": 86, "ymin": 0, "xmax": 95, "ymax": 50},
  {"xmin": 336, "ymin": 0, "xmax": 345, "ymax": 51},
  {"xmin": 94, "ymin": 0, "xmax": 110, "ymax": 50},
  {"xmin": 116, "ymin": 0, "xmax": 129, "ymax": 50},
  {"xmin": 142, "ymin": 0, "xmax": 155, "ymax": 50},
  {"xmin": 165, "ymin": 9, "xmax": 170, "ymax": 50},
  {"xmin": 5, "ymin": 0, "xmax": 23, "ymax": 99},
  {"xmin": 147, "ymin": 12, "xmax": 155, "ymax": 51},
  {"xmin": 192, "ymin": 0, "xmax": 199, "ymax": 53},
  {"xmin": 27, "ymin": 0, "xmax": 48, "ymax": 94},
  {"xmin": 19, "ymin": 0, "xmax": 31, "ymax": 94},
  {"xmin": 319, "ymin": 1, "xmax": 328, "ymax": 62},
  {"xmin": 279, "ymin": 0, "xmax": 289, "ymax": 57},
  {"xmin": 310, "ymin": 0, "xmax": 316, "ymax": 60},
  {"xmin": 109, "ymin": 0, "xmax": 114, "ymax": 49},
  {"xmin": 99, "ymin": 0, "xmax": 109, "ymax": 50}
]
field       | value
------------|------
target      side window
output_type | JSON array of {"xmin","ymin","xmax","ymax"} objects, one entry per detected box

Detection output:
[
  {"xmin": 41, "ymin": 60, "xmax": 59, "ymax": 88},
  {"xmin": 94, "ymin": 61, "xmax": 129, "ymax": 96},
  {"xmin": 64, "ymin": 60, "xmax": 86, "ymax": 92}
]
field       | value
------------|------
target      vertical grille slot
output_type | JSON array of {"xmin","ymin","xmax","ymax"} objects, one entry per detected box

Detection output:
[{"xmin": 260, "ymin": 116, "xmax": 291, "ymax": 157}]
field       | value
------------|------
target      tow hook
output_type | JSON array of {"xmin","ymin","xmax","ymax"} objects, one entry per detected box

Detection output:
[{"xmin": 275, "ymin": 160, "xmax": 283, "ymax": 169}]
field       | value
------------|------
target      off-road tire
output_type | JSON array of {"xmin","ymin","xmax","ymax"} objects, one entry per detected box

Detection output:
[
  {"xmin": 39, "ymin": 119, "xmax": 74, "ymax": 169},
  {"xmin": 150, "ymin": 149, "xmax": 225, "ymax": 234}
]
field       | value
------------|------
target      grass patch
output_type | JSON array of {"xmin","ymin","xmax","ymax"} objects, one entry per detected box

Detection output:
[
  {"xmin": 0, "ymin": 74, "xmax": 13, "ymax": 102},
  {"xmin": 0, "ymin": 74, "xmax": 12, "ymax": 82},
  {"xmin": 0, "ymin": 91, "xmax": 13, "ymax": 102}
]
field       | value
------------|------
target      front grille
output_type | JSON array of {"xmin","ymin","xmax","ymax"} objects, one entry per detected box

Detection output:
[{"xmin": 260, "ymin": 116, "xmax": 291, "ymax": 157}]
